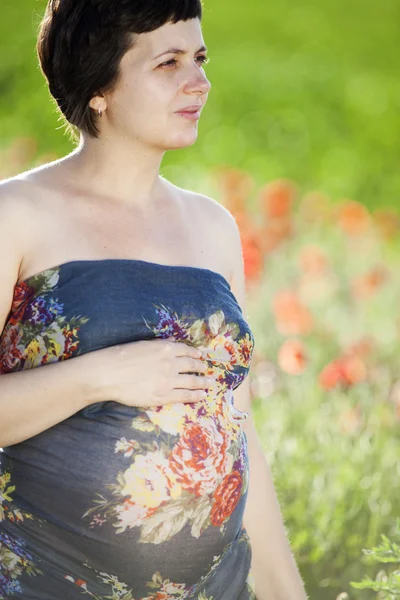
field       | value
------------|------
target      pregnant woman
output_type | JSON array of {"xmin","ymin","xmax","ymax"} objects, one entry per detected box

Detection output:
[{"xmin": 0, "ymin": 1, "xmax": 308, "ymax": 599}]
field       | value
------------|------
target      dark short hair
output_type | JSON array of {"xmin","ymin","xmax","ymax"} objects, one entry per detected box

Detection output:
[{"xmin": 37, "ymin": 0, "xmax": 203, "ymax": 138}]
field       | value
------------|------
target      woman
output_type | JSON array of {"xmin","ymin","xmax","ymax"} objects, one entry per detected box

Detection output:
[{"xmin": 0, "ymin": 1, "xmax": 308, "ymax": 598}]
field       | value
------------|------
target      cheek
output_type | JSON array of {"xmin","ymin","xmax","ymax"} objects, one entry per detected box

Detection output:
[
  {"xmin": 109, "ymin": 83, "xmax": 147, "ymax": 119},
  {"xmin": 109, "ymin": 75, "xmax": 180, "ymax": 124}
]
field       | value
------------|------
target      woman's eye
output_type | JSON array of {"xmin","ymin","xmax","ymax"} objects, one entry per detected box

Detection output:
[
  {"xmin": 160, "ymin": 59, "xmax": 178, "ymax": 68},
  {"xmin": 159, "ymin": 56, "xmax": 210, "ymax": 68},
  {"xmin": 196, "ymin": 56, "xmax": 210, "ymax": 66}
]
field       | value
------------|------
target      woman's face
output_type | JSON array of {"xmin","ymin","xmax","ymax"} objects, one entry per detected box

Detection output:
[{"xmin": 100, "ymin": 18, "xmax": 211, "ymax": 150}]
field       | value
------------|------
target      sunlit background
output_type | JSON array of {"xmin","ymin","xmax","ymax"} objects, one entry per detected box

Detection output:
[{"xmin": 1, "ymin": 0, "xmax": 400, "ymax": 598}]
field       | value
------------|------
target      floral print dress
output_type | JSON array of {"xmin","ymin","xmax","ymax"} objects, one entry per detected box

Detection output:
[{"xmin": 0, "ymin": 259, "xmax": 256, "ymax": 600}]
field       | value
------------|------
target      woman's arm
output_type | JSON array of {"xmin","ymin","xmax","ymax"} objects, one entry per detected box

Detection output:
[
  {"xmin": 0, "ymin": 187, "xmax": 101, "ymax": 447},
  {"xmin": 222, "ymin": 208, "xmax": 308, "ymax": 600},
  {"xmin": 241, "ymin": 384, "xmax": 308, "ymax": 600},
  {"xmin": 0, "ymin": 355, "xmax": 104, "ymax": 447}
]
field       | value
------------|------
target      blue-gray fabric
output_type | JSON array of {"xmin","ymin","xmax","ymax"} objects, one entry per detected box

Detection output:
[{"xmin": 0, "ymin": 259, "xmax": 256, "ymax": 600}]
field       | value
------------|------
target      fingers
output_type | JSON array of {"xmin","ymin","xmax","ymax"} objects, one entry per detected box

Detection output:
[
  {"xmin": 167, "ymin": 339, "xmax": 203, "ymax": 360},
  {"xmin": 176, "ymin": 356, "xmax": 208, "ymax": 374},
  {"xmin": 175, "ymin": 374, "xmax": 212, "ymax": 391},
  {"xmin": 170, "ymin": 388, "xmax": 208, "ymax": 404}
]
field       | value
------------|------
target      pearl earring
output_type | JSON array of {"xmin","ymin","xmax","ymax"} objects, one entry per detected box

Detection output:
[{"xmin": 98, "ymin": 108, "xmax": 103, "ymax": 118}]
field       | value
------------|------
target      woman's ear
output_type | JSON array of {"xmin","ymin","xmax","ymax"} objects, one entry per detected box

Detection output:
[{"xmin": 89, "ymin": 94, "xmax": 107, "ymax": 114}]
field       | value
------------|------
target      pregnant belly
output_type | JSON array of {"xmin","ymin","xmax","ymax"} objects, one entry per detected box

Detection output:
[{"xmin": 1, "ymin": 398, "xmax": 249, "ymax": 587}]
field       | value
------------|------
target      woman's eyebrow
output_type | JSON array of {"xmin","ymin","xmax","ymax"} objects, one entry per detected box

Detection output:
[{"xmin": 153, "ymin": 45, "xmax": 208, "ymax": 60}]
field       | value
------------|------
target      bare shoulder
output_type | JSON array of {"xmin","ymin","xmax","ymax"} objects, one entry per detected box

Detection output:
[
  {"xmin": 165, "ymin": 180, "xmax": 241, "ymax": 279},
  {"xmin": 0, "ymin": 177, "xmax": 40, "ymax": 333},
  {"xmin": 166, "ymin": 180, "xmax": 242, "ymax": 281},
  {"xmin": 0, "ymin": 162, "xmax": 64, "ymax": 246},
  {"xmin": 166, "ymin": 179, "xmax": 239, "ymax": 242},
  {"xmin": 184, "ymin": 187, "xmax": 237, "ymax": 230},
  {"xmin": 0, "ymin": 176, "xmax": 42, "ymax": 275},
  {"xmin": 185, "ymin": 187, "xmax": 241, "ymax": 262},
  {"xmin": 0, "ymin": 176, "xmax": 38, "ymax": 241}
]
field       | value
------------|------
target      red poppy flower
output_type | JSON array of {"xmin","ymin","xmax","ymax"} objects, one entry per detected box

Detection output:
[
  {"xmin": 336, "ymin": 200, "xmax": 371, "ymax": 236},
  {"xmin": 272, "ymin": 291, "xmax": 314, "ymax": 336},
  {"xmin": 278, "ymin": 339, "xmax": 307, "ymax": 375}
]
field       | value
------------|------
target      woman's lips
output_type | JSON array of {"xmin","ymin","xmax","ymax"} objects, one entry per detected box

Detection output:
[{"xmin": 174, "ymin": 110, "xmax": 201, "ymax": 121}]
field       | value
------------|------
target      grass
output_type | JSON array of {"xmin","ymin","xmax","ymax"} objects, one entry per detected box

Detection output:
[{"xmin": 226, "ymin": 172, "xmax": 400, "ymax": 598}]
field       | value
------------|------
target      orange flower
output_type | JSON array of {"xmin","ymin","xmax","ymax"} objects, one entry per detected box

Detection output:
[
  {"xmin": 373, "ymin": 208, "xmax": 400, "ymax": 241},
  {"xmin": 319, "ymin": 360, "xmax": 345, "ymax": 390},
  {"xmin": 232, "ymin": 209, "xmax": 255, "ymax": 236},
  {"xmin": 210, "ymin": 471, "xmax": 242, "ymax": 526},
  {"xmin": 223, "ymin": 193, "xmax": 247, "ymax": 214},
  {"xmin": 258, "ymin": 179, "xmax": 297, "ymax": 219},
  {"xmin": 272, "ymin": 291, "xmax": 314, "ymax": 336},
  {"xmin": 336, "ymin": 200, "xmax": 371, "ymax": 236},
  {"xmin": 321, "ymin": 363, "xmax": 338, "ymax": 389},
  {"xmin": 319, "ymin": 356, "xmax": 367, "ymax": 390},
  {"xmin": 298, "ymin": 245, "xmax": 329, "ymax": 277},
  {"xmin": 214, "ymin": 167, "xmax": 254, "ymax": 212},
  {"xmin": 261, "ymin": 218, "xmax": 294, "ymax": 254},
  {"xmin": 347, "ymin": 337, "xmax": 374, "ymax": 359},
  {"xmin": 342, "ymin": 356, "xmax": 368, "ymax": 385},
  {"xmin": 241, "ymin": 230, "xmax": 264, "ymax": 283},
  {"xmin": 277, "ymin": 339, "xmax": 307, "ymax": 375},
  {"xmin": 351, "ymin": 266, "xmax": 389, "ymax": 300}
]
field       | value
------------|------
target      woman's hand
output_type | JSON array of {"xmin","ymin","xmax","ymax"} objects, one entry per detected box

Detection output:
[{"xmin": 91, "ymin": 338, "xmax": 212, "ymax": 408}]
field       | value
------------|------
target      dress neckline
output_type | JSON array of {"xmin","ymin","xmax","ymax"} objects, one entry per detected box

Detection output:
[{"xmin": 15, "ymin": 258, "xmax": 233, "ymax": 291}]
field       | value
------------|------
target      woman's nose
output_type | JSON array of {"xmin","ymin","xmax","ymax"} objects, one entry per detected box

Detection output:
[{"xmin": 183, "ymin": 65, "xmax": 211, "ymax": 95}]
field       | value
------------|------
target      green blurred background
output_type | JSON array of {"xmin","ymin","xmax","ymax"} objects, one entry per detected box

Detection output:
[
  {"xmin": 1, "ymin": 2, "xmax": 400, "ymax": 600},
  {"xmin": 0, "ymin": 0, "xmax": 399, "ymax": 210}
]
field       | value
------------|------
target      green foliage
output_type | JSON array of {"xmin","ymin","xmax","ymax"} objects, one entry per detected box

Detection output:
[
  {"xmin": 246, "ymin": 204, "xmax": 400, "ymax": 599},
  {"xmin": 1, "ymin": 0, "xmax": 400, "ymax": 209},
  {"xmin": 350, "ymin": 518, "xmax": 400, "ymax": 598}
]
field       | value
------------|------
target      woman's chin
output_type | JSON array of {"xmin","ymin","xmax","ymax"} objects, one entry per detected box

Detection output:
[{"xmin": 164, "ymin": 128, "xmax": 199, "ymax": 150}]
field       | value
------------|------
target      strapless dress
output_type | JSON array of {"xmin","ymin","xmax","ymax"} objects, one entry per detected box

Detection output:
[{"xmin": 0, "ymin": 259, "xmax": 256, "ymax": 600}]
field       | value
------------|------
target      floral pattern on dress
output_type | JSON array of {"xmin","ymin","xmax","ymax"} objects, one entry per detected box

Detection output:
[
  {"xmin": 65, "ymin": 568, "xmax": 189, "ymax": 600},
  {"xmin": 0, "ymin": 472, "xmax": 33, "ymax": 525},
  {"xmin": 64, "ymin": 528, "xmax": 252, "ymax": 599},
  {"xmin": 0, "ymin": 267, "xmax": 89, "ymax": 374},
  {"xmin": 0, "ymin": 533, "xmax": 42, "ymax": 599},
  {"xmin": 0, "ymin": 472, "xmax": 42, "ymax": 598},
  {"xmin": 0, "ymin": 261, "xmax": 255, "ymax": 597},
  {"xmin": 83, "ymin": 306, "xmax": 253, "ymax": 544}
]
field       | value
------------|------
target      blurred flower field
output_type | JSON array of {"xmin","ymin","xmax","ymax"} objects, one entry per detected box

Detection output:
[{"xmin": 214, "ymin": 168, "xmax": 400, "ymax": 599}]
